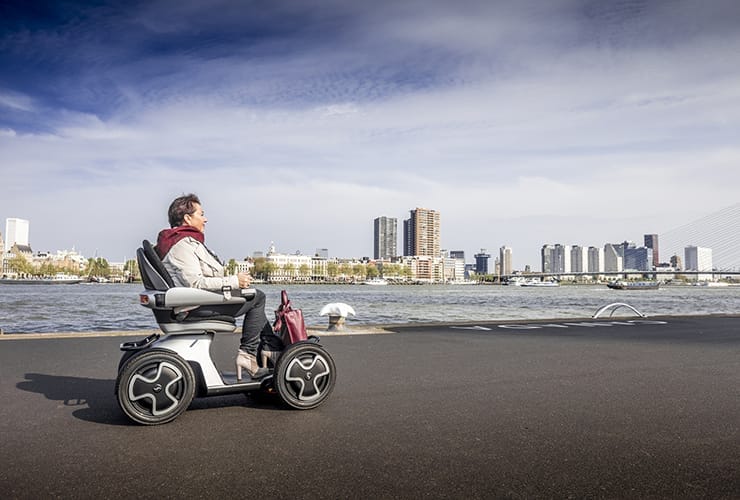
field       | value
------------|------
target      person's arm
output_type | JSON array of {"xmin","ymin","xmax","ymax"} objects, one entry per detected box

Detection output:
[{"xmin": 164, "ymin": 238, "xmax": 240, "ymax": 291}]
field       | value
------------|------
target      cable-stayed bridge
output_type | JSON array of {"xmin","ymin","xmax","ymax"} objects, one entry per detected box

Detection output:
[{"xmin": 660, "ymin": 202, "xmax": 740, "ymax": 271}]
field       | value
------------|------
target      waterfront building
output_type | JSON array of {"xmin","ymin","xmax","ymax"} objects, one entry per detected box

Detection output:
[
  {"xmin": 570, "ymin": 246, "xmax": 588, "ymax": 273},
  {"xmin": 670, "ymin": 254, "xmax": 683, "ymax": 270},
  {"xmin": 542, "ymin": 244, "xmax": 570, "ymax": 274},
  {"xmin": 622, "ymin": 242, "xmax": 653, "ymax": 272},
  {"xmin": 403, "ymin": 208, "xmax": 440, "ymax": 257},
  {"xmin": 684, "ymin": 246, "xmax": 713, "ymax": 271},
  {"xmin": 443, "ymin": 256, "xmax": 466, "ymax": 282},
  {"xmin": 603, "ymin": 244, "xmax": 623, "ymax": 272},
  {"xmin": 587, "ymin": 246, "xmax": 604, "ymax": 273},
  {"xmin": 499, "ymin": 246, "xmax": 513, "ymax": 276},
  {"xmin": 474, "ymin": 249, "xmax": 491, "ymax": 275},
  {"xmin": 373, "ymin": 216, "xmax": 397, "ymax": 260},
  {"xmin": 644, "ymin": 234, "xmax": 659, "ymax": 268},
  {"xmin": 449, "ymin": 250, "xmax": 465, "ymax": 261},
  {"xmin": 5, "ymin": 218, "xmax": 29, "ymax": 248},
  {"xmin": 541, "ymin": 245, "xmax": 553, "ymax": 273},
  {"xmin": 399, "ymin": 255, "xmax": 444, "ymax": 282}
]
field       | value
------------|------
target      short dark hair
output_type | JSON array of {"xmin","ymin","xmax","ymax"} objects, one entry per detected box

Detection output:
[{"xmin": 168, "ymin": 193, "xmax": 201, "ymax": 227}]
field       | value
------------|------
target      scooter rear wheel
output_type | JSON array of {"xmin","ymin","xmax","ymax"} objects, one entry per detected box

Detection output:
[
  {"xmin": 116, "ymin": 349, "xmax": 195, "ymax": 425},
  {"xmin": 274, "ymin": 342, "xmax": 336, "ymax": 410}
]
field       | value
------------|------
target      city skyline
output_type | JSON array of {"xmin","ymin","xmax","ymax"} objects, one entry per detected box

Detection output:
[
  {"xmin": 1, "ymin": 1, "xmax": 739, "ymax": 268},
  {"xmin": 1, "ymin": 203, "xmax": 737, "ymax": 272}
]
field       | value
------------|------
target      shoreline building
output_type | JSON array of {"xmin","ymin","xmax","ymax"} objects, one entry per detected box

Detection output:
[
  {"xmin": 604, "ymin": 243, "xmax": 623, "ymax": 272},
  {"xmin": 373, "ymin": 216, "xmax": 397, "ymax": 260},
  {"xmin": 570, "ymin": 245, "xmax": 588, "ymax": 274},
  {"xmin": 474, "ymin": 249, "xmax": 491, "ymax": 275},
  {"xmin": 644, "ymin": 234, "xmax": 659, "ymax": 268},
  {"xmin": 684, "ymin": 246, "xmax": 713, "ymax": 272},
  {"xmin": 622, "ymin": 241, "xmax": 653, "ymax": 272},
  {"xmin": 5, "ymin": 218, "xmax": 29, "ymax": 249},
  {"xmin": 499, "ymin": 246, "xmax": 513, "ymax": 277},
  {"xmin": 403, "ymin": 208, "xmax": 440, "ymax": 257},
  {"xmin": 541, "ymin": 244, "xmax": 570, "ymax": 274},
  {"xmin": 587, "ymin": 246, "xmax": 605, "ymax": 274}
]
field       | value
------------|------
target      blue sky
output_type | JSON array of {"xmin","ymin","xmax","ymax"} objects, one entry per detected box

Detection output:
[{"xmin": 1, "ymin": 0, "xmax": 739, "ymax": 268}]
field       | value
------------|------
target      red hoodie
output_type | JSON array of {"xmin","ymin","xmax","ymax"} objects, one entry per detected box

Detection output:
[{"xmin": 155, "ymin": 226, "xmax": 205, "ymax": 259}]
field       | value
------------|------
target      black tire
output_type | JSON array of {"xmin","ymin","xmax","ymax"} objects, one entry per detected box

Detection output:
[
  {"xmin": 116, "ymin": 349, "xmax": 195, "ymax": 425},
  {"xmin": 117, "ymin": 350, "xmax": 137, "ymax": 373},
  {"xmin": 274, "ymin": 342, "xmax": 336, "ymax": 410}
]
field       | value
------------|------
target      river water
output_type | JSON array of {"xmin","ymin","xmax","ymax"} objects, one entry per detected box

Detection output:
[{"xmin": 0, "ymin": 283, "xmax": 738, "ymax": 334}]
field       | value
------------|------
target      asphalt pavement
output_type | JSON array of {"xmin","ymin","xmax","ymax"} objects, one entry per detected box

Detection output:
[{"xmin": 1, "ymin": 315, "xmax": 739, "ymax": 499}]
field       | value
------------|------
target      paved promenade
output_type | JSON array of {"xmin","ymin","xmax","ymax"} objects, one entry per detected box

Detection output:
[{"xmin": 1, "ymin": 315, "xmax": 739, "ymax": 498}]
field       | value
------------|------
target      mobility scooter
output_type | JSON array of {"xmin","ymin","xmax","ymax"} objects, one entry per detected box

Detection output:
[{"xmin": 115, "ymin": 241, "xmax": 336, "ymax": 425}]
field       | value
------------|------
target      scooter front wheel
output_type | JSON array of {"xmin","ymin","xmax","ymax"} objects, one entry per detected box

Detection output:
[
  {"xmin": 116, "ymin": 349, "xmax": 195, "ymax": 425},
  {"xmin": 274, "ymin": 342, "xmax": 336, "ymax": 410}
]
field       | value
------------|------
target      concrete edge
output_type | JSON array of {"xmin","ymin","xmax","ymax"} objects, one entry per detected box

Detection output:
[{"xmin": 1, "ymin": 313, "xmax": 738, "ymax": 340}]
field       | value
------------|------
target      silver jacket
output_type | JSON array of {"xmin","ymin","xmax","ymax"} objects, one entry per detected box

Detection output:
[{"xmin": 161, "ymin": 236, "xmax": 239, "ymax": 291}]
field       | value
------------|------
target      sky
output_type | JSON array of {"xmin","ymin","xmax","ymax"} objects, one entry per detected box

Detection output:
[{"xmin": 1, "ymin": 0, "xmax": 739, "ymax": 269}]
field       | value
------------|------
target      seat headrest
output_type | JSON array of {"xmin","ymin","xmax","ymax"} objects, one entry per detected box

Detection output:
[{"xmin": 137, "ymin": 239, "xmax": 175, "ymax": 290}]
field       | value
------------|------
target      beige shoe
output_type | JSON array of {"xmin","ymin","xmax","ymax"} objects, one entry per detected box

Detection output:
[{"xmin": 236, "ymin": 350, "xmax": 269, "ymax": 381}]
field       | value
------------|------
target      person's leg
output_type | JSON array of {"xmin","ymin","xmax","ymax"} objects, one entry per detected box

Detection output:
[{"xmin": 238, "ymin": 289, "xmax": 271, "ymax": 355}]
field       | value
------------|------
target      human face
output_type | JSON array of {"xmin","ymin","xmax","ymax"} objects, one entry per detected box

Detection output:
[{"xmin": 183, "ymin": 202, "xmax": 207, "ymax": 233}]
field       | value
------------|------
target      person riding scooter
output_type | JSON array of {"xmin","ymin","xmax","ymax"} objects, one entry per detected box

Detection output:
[{"xmin": 155, "ymin": 193, "xmax": 271, "ymax": 380}]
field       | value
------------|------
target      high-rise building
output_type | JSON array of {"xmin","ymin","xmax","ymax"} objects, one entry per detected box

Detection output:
[
  {"xmin": 644, "ymin": 234, "xmax": 659, "ymax": 267},
  {"xmin": 474, "ymin": 249, "xmax": 490, "ymax": 275},
  {"xmin": 402, "ymin": 208, "xmax": 440, "ymax": 257},
  {"xmin": 5, "ymin": 218, "xmax": 29, "ymax": 248},
  {"xmin": 623, "ymin": 242, "xmax": 653, "ymax": 271},
  {"xmin": 684, "ymin": 246, "xmax": 713, "ymax": 271},
  {"xmin": 499, "ymin": 246, "xmax": 512, "ymax": 276},
  {"xmin": 603, "ymin": 243, "xmax": 623, "ymax": 272},
  {"xmin": 373, "ymin": 216, "xmax": 397, "ymax": 260},
  {"xmin": 570, "ymin": 246, "xmax": 588, "ymax": 273},
  {"xmin": 587, "ymin": 246, "xmax": 604, "ymax": 273},
  {"xmin": 542, "ymin": 244, "xmax": 570, "ymax": 273}
]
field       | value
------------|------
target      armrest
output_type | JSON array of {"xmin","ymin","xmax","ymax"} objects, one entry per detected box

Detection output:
[{"xmin": 139, "ymin": 288, "xmax": 247, "ymax": 310}]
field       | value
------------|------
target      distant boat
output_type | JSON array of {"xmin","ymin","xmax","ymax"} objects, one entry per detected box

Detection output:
[
  {"xmin": 521, "ymin": 279, "xmax": 559, "ymax": 288},
  {"xmin": 362, "ymin": 278, "xmax": 389, "ymax": 286},
  {"xmin": 0, "ymin": 273, "xmax": 84, "ymax": 285},
  {"xmin": 607, "ymin": 280, "xmax": 660, "ymax": 290}
]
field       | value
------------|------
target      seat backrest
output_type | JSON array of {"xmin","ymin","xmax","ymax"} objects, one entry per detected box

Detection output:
[{"xmin": 137, "ymin": 240, "xmax": 175, "ymax": 291}]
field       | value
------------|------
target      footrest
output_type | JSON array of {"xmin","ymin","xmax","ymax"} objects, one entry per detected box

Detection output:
[{"xmin": 120, "ymin": 333, "xmax": 160, "ymax": 351}]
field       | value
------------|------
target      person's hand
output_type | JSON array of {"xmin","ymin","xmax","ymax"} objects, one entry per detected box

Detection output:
[{"xmin": 237, "ymin": 272, "xmax": 252, "ymax": 288}]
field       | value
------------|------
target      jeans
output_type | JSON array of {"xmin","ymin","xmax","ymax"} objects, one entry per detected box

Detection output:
[{"xmin": 236, "ymin": 288, "xmax": 273, "ymax": 355}]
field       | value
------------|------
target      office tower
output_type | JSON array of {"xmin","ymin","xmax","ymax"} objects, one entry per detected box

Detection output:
[
  {"xmin": 499, "ymin": 246, "xmax": 512, "ymax": 276},
  {"xmin": 474, "ymin": 249, "xmax": 490, "ymax": 274},
  {"xmin": 644, "ymin": 234, "xmax": 659, "ymax": 267},
  {"xmin": 570, "ymin": 246, "xmax": 588, "ymax": 273},
  {"xmin": 587, "ymin": 246, "xmax": 604, "ymax": 273},
  {"xmin": 5, "ymin": 218, "xmax": 29, "ymax": 248},
  {"xmin": 403, "ymin": 208, "xmax": 440, "ymax": 257},
  {"xmin": 543, "ymin": 244, "xmax": 570, "ymax": 274},
  {"xmin": 603, "ymin": 243, "xmax": 623, "ymax": 272},
  {"xmin": 622, "ymin": 242, "xmax": 653, "ymax": 272},
  {"xmin": 373, "ymin": 217, "xmax": 397, "ymax": 260},
  {"xmin": 541, "ymin": 244, "xmax": 554, "ymax": 273},
  {"xmin": 684, "ymin": 246, "xmax": 713, "ymax": 271}
]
